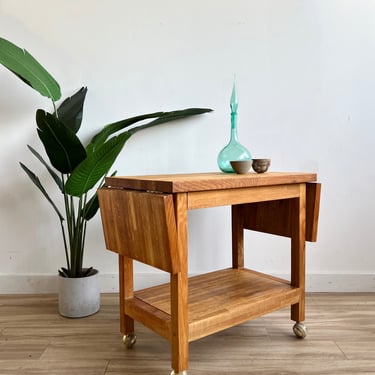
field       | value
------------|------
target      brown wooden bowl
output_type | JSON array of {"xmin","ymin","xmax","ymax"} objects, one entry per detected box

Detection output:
[
  {"xmin": 230, "ymin": 160, "xmax": 252, "ymax": 174},
  {"xmin": 252, "ymin": 159, "xmax": 271, "ymax": 173}
]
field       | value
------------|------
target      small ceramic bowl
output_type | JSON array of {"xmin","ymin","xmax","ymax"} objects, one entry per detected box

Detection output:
[
  {"xmin": 252, "ymin": 158, "xmax": 271, "ymax": 173},
  {"xmin": 230, "ymin": 160, "xmax": 252, "ymax": 174}
]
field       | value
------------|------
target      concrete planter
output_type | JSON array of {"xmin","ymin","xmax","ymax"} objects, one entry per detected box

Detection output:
[{"xmin": 58, "ymin": 269, "xmax": 100, "ymax": 318}]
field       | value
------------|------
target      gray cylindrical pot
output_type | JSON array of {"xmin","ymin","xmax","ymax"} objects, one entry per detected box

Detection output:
[{"xmin": 58, "ymin": 269, "xmax": 100, "ymax": 318}]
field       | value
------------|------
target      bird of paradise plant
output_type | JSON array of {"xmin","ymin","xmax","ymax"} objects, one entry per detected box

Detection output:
[{"xmin": 0, "ymin": 37, "xmax": 212, "ymax": 278}]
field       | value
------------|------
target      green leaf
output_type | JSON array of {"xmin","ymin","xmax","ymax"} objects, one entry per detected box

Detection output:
[
  {"xmin": 56, "ymin": 87, "xmax": 88, "ymax": 133},
  {"xmin": 0, "ymin": 37, "xmax": 61, "ymax": 101},
  {"xmin": 65, "ymin": 133, "xmax": 132, "ymax": 197},
  {"xmin": 36, "ymin": 109, "xmax": 87, "ymax": 174},
  {"xmin": 86, "ymin": 112, "xmax": 164, "ymax": 154},
  {"xmin": 86, "ymin": 108, "xmax": 212, "ymax": 154},
  {"xmin": 83, "ymin": 171, "xmax": 117, "ymax": 221},
  {"xmin": 27, "ymin": 145, "xmax": 63, "ymax": 192},
  {"xmin": 129, "ymin": 108, "xmax": 213, "ymax": 134},
  {"xmin": 19, "ymin": 162, "xmax": 64, "ymax": 221},
  {"xmin": 83, "ymin": 193, "xmax": 99, "ymax": 221}
]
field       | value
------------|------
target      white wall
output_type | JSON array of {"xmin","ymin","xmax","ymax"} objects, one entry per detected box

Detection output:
[{"xmin": 1, "ymin": 0, "xmax": 374, "ymax": 293}]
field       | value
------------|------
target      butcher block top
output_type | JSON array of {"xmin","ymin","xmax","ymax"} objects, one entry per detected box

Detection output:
[{"xmin": 104, "ymin": 172, "xmax": 317, "ymax": 194}]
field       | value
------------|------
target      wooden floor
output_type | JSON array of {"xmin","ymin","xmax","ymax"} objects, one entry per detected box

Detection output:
[{"xmin": 0, "ymin": 293, "xmax": 374, "ymax": 375}]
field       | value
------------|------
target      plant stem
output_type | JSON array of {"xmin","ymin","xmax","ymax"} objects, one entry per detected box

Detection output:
[
  {"xmin": 62, "ymin": 173, "xmax": 75, "ymax": 275},
  {"xmin": 60, "ymin": 217, "xmax": 70, "ymax": 271},
  {"xmin": 52, "ymin": 100, "xmax": 58, "ymax": 118},
  {"xmin": 80, "ymin": 194, "xmax": 88, "ymax": 272}
]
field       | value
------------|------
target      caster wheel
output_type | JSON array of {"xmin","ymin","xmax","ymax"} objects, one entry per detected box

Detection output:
[
  {"xmin": 170, "ymin": 371, "xmax": 188, "ymax": 375},
  {"xmin": 123, "ymin": 333, "xmax": 137, "ymax": 348},
  {"xmin": 293, "ymin": 322, "xmax": 307, "ymax": 339}
]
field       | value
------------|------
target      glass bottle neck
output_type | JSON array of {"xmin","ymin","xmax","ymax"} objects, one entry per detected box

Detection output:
[{"xmin": 230, "ymin": 112, "xmax": 238, "ymax": 142}]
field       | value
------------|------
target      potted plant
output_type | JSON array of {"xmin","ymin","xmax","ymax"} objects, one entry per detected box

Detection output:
[{"xmin": 0, "ymin": 37, "xmax": 211, "ymax": 317}]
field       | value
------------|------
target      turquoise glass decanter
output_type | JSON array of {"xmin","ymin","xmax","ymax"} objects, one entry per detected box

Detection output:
[{"xmin": 217, "ymin": 81, "xmax": 251, "ymax": 173}]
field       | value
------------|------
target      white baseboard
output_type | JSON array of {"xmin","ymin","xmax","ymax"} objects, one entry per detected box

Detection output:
[
  {"xmin": 0, "ymin": 272, "xmax": 374, "ymax": 294},
  {"xmin": 0, "ymin": 273, "xmax": 170, "ymax": 294},
  {"xmin": 304, "ymin": 273, "xmax": 375, "ymax": 292}
]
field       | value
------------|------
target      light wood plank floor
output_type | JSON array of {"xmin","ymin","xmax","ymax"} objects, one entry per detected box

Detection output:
[{"xmin": 0, "ymin": 293, "xmax": 374, "ymax": 375}]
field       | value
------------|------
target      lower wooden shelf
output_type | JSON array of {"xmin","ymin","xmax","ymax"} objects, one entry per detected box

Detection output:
[{"xmin": 125, "ymin": 268, "xmax": 302, "ymax": 343}]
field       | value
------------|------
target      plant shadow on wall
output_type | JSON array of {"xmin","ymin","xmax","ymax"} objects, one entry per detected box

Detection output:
[{"xmin": 0, "ymin": 37, "xmax": 212, "ymax": 316}]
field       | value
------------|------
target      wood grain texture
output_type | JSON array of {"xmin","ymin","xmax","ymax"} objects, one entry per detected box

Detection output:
[
  {"xmin": 104, "ymin": 172, "xmax": 317, "ymax": 193},
  {"xmin": 98, "ymin": 188, "xmax": 179, "ymax": 273},
  {"xmin": 291, "ymin": 184, "xmax": 306, "ymax": 323},
  {"xmin": 188, "ymin": 184, "xmax": 301, "ymax": 209},
  {"xmin": 241, "ymin": 183, "xmax": 321, "ymax": 242},
  {"xmin": 134, "ymin": 268, "xmax": 302, "ymax": 342},
  {"xmin": 306, "ymin": 182, "xmax": 321, "ymax": 242},
  {"xmin": 170, "ymin": 193, "xmax": 189, "ymax": 372},
  {"xmin": 232, "ymin": 204, "xmax": 244, "ymax": 269},
  {"xmin": 118, "ymin": 255, "xmax": 134, "ymax": 336},
  {"xmin": 0, "ymin": 293, "xmax": 374, "ymax": 375}
]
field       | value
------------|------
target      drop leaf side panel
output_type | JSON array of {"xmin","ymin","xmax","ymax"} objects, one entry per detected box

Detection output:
[
  {"xmin": 241, "ymin": 183, "xmax": 321, "ymax": 242},
  {"xmin": 98, "ymin": 188, "xmax": 180, "ymax": 273}
]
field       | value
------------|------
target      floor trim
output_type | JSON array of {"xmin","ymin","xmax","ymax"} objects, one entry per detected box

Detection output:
[{"xmin": 0, "ymin": 272, "xmax": 374, "ymax": 294}]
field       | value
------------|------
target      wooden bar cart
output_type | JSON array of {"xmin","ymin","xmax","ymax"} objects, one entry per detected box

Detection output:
[{"xmin": 98, "ymin": 172, "xmax": 321, "ymax": 375}]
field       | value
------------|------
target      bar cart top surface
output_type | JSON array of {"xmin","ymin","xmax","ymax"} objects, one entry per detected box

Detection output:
[{"xmin": 104, "ymin": 171, "xmax": 317, "ymax": 193}]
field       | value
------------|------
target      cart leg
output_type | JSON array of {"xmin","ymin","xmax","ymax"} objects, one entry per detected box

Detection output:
[
  {"xmin": 232, "ymin": 205, "xmax": 244, "ymax": 269},
  {"xmin": 291, "ymin": 186, "xmax": 306, "ymax": 325},
  {"xmin": 171, "ymin": 272, "xmax": 188, "ymax": 373},
  {"xmin": 119, "ymin": 255, "xmax": 136, "ymax": 347},
  {"xmin": 170, "ymin": 193, "xmax": 189, "ymax": 374}
]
